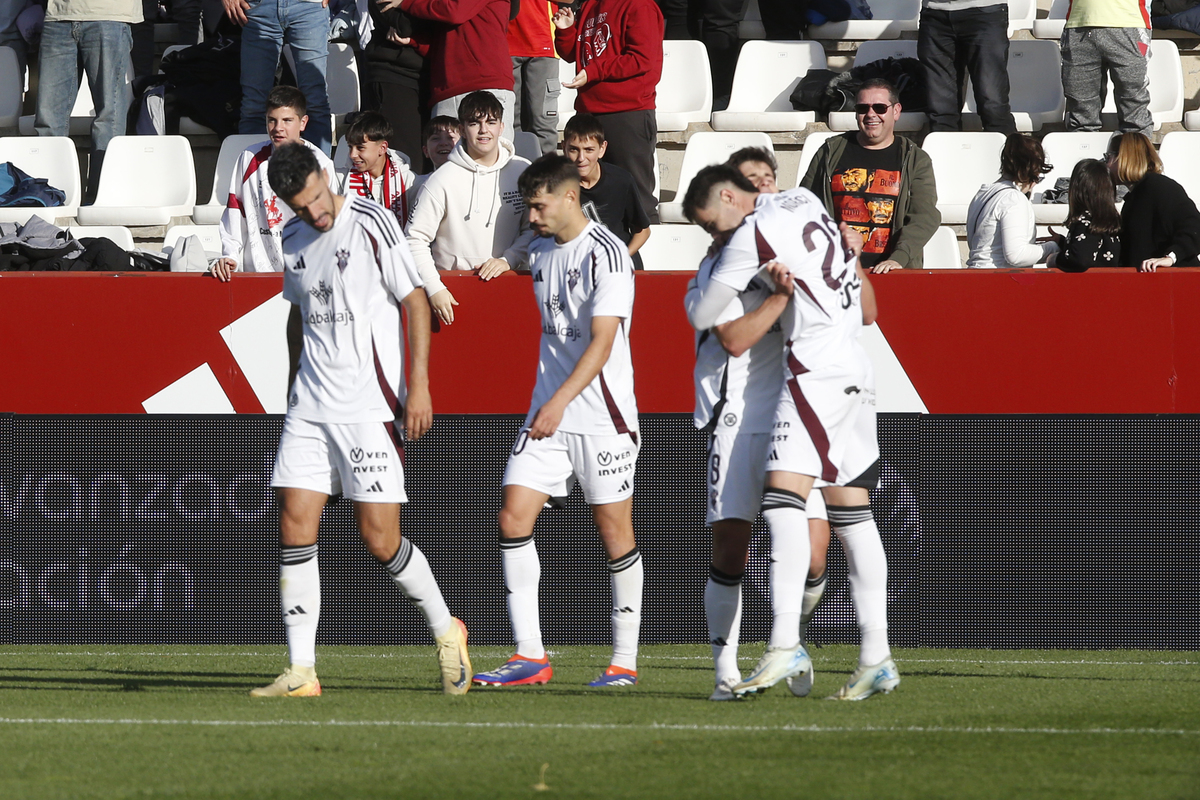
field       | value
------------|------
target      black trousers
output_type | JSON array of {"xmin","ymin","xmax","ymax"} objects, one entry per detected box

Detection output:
[
  {"xmin": 597, "ymin": 108, "xmax": 659, "ymax": 224},
  {"xmin": 366, "ymin": 80, "xmax": 428, "ymax": 171},
  {"xmin": 657, "ymin": 0, "xmax": 742, "ymax": 106},
  {"xmin": 917, "ymin": 4, "xmax": 1016, "ymax": 134}
]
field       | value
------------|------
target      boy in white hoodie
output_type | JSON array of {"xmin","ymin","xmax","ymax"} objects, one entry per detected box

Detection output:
[{"xmin": 406, "ymin": 91, "xmax": 535, "ymax": 326}]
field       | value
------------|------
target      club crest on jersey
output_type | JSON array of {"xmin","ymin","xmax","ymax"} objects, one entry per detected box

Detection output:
[
  {"xmin": 309, "ymin": 280, "xmax": 334, "ymax": 306},
  {"xmin": 336, "ymin": 248, "xmax": 350, "ymax": 273},
  {"xmin": 566, "ymin": 264, "xmax": 581, "ymax": 292},
  {"xmin": 544, "ymin": 293, "xmax": 563, "ymax": 318}
]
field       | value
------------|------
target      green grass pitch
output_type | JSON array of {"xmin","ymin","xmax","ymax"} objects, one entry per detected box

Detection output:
[{"xmin": 0, "ymin": 644, "xmax": 1196, "ymax": 799}]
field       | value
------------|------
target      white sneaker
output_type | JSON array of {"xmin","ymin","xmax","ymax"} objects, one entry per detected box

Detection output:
[
  {"xmin": 708, "ymin": 674, "xmax": 742, "ymax": 701},
  {"xmin": 827, "ymin": 657, "xmax": 900, "ymax": 701},
  {"xmin": 249, "ymin": 665, "xmax": 321, "ymax": 697},
  {"xmin": 786, "ymin": 661, "xmax": 814, "ymax": 697},
  {"xmin": 732, "ymin": 644, "xmax": 811, "ymax": 697}
]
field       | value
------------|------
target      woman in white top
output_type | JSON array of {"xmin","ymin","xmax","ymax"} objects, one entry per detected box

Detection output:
[{"xmin": 966, "ymin": 133, "xmax": 1060, "ymax": 269}]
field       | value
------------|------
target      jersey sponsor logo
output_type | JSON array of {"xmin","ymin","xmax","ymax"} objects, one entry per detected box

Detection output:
[
  {"xmin": 543, "ymin": 322, "xmax": 582, "ymax": 339},
  {"xmin": 596, "ymin": 448, "xmax": 634, "ymax": 477},
  {"xmin": 597, "ymin": 451, "xmax": 613, "ymax": 466},
  {"xmin": 306, "ymin": 308, "xmax": 355, "ymax": 325},
  {"xmin": 350, "ymin": 448, "xmax": 389, "ymax": 474},
  {"xmin": 309, "ymin": 281, "xmax": 334, "ymax": 306}
]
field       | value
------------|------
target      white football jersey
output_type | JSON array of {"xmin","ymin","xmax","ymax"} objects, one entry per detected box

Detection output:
[
  {"xmin": 526, "ymin": 221, "xmax": 638, "ymax": 436},
  {"xmin": 692, "ymin": 248, "xmax": 785, "ymax": 434},
  {"xmin": 281, "ymin": 197, "xmax": 423, "ymax": 424},
  {"xmin": 709, "ymin": 189, "xmax": 864, "ymax": 374}
]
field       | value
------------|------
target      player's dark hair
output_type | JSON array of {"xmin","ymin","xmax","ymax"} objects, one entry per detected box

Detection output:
[
  {"xmin": 268, "ymin": 141, "xmax": 321, "ymax": 200},
  {"xmin": 423, "ymin": 115, "xmax": 460, "ymax": 142},
  {"xmin": 1067, "ymin": 158, "xmax": 1122, "ymax": 235},
  {"xmin": 857, "ymin": 77, "xmax": 899, "ymax": 105},
  {"xmin": 458, "ymin": 91, "xmax": 504, "ymax": 125},
  {"xmin": 563, "ymin": 113, "xmax": 606, "ymax": 145},
  {"xmin": 682, "ymin": 164, "xmax": 757, "ymax": 224},
  {"xmin": 726, "ymin": 146, "xmax": 777, "ymax": 177},
  {"xmin": 517, "ymin": 154, "xmax": 580, "ymax": 200},
  {"xmin": 346, "ymin": 111, "xmax": 393, "ymax": 146},
  {"xmin": 1000, "ymin": 132, "xmax": 1052, "ymax": 186},
  {"xmin": 266, "ymin": 85, "xmax": 308, "ymax": 117}
]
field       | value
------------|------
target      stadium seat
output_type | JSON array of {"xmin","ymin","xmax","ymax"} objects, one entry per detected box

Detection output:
[
  {"xmin": 1032, "ymin": 0, "xmax": 1068, "ymax": 39},
  {"xmin": 76, "ymin": 135, "xmax": 196, "ymax": 226},
  {"xmin": 964, "ymin": 40, "xmax": 1063, "ymax": 131},
  {"xmin": 794, "ymin": 131, "xmax": 838, "ymax": 188},
  {"xmin": 828, "ymin": 40, "xmax": 925, "ymax": 132},
  {"xmin": 67, "ymin": 225, "xmax": 135, "ymax": 250},
  {"xmin": 193, "ymin": 134, "xmax": 269, "ymax": 225},
  {"xmin": 1007, "ymin": 0, "xmax": 1036, "ymax": 34},
  {"xmin": 636, "ymin": 223, "xmax": 711, "ymax": 270},
  {"xmin": 19, "ymin": 71, "xmax": 104, "ymax": 136},
  {"xmin": 656, "ymin": 40, "xmax": 713, "ymax": 132},
  {"xmin": 557, "ymin": 58, "xmax": 577, "ymax": 131},
  {"xmin": 922, "ymin": 225, "xmax": 962, "ymax": 268},
  {"xmin": 164, "ymin": 224, "xmax": 221, "ymax": 256},
  {"xmin": 1158, "ymin": 131, "xmax": 1200, "ymax": 208},
  {"xmin": 0, "ymin": 136, "xmax": 82, "ymax": 225},
  {"xmin": 738, "ymin": 0, "xmax": 766, "ymax": 40},
  {"xmin": 1185, "ymin": 109, "xmax": 1200, "ymax": 131},
  {"xmin": 807, "ymin": 0, "xmax": 921, "ymax": 39},
  {"xmin": 1029, "ymin": 132, "xmax": 1113, "ymax": 224},
  {"xmin": 659, "ymin": 131, "xmax": 772, "ymax": 223},
  {"xmin": 0, "ymin": 46, "xmax": 21, "ymax": 128},
  {"xmin": 283, "ymin": 42, "xmax": 360, "ymax": 132},
  {"xmin": 710, "ymin": 41, "xmax": 825, "ymax": 132},
  {"xmin": 1101, "ymin": 40, "xmax": 1183, "ymax": 130},
  {"xmin": 332, "ymin": 134, "xmax": 350, "ymax": 171},
  {"xmin": 922, "ymin": 131, "xmax": 1005, "ymax": 224},
  {"xmin": 514, "ymin": 131, "xmax": 540, "ymax": 161}
]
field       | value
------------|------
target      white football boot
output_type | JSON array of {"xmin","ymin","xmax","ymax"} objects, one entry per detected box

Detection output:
[
  {"xmin": 732, "ymin": 644, "xmax": 811, "ymax": 697},
  {"xmin": 708, "ymin": 674, "xmax": 742, "ymax": 702},
  {"xmin": 827, "ymin": 657, "xmax": 900, "ymax": 701}
]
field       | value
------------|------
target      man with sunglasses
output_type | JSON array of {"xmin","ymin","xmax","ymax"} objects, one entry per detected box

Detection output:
[{"xmin": 799, "ymin": 78, "xmax": 940, "ymax": 273}]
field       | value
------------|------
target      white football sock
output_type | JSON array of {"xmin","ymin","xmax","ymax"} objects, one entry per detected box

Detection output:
[
  {"xmin": 829, "ymin": 505, "xmax": 891, "ymax": 666},
  {"xmin": 501, "ymin": 535, "xmax": 544, "ymax": 660},
  {"xmin": 383, "ymin": 537, "xmax": 452, "ymax": 639},
  {"xmin": 762, "ymin": 488, "xmax": 810, "ymax": 650},
  {"xmin": 799, "ymin": 571, "xmax": 827, "ymax": 645},
  {"xmin": 705, "ymin": 567, "xmax": 743, "ymax": 683},
  {"xmin": 609, "ymin": 547, "xmax": 643, "ymax": 671},
  {"xmin": 280, "ymin": 544, "xmax": 321, "ymax": 668}
]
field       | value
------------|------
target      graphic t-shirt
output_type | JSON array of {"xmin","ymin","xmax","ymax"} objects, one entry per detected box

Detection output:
[
  {"xmin": 830, "ymin": 139, "xmax": 902, "ymax": 268},
  {"xmin": 580, "ymin": 162, "xmax": 651, "ymax": 270}
]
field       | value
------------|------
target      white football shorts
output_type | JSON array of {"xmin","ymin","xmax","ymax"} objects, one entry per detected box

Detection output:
[
  {"xmin": 767, "ymin": 352, "xmax": 879, "ymax": 489},
  {"xmin": 708, "ymin": 432, "xmax": 830, "ymax": 524},
  {"xmin": 503, "ymin": 428, "xmax": 639, "ymax": 505},
  {"xmin": 272, "ymin": 416, "xmax": 407, "ymax": 503}
]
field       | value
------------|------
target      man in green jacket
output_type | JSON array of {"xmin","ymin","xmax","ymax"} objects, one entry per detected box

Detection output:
[{"xmin": 799, "ymin": 78, "xmax": 940, "ymax": 273}]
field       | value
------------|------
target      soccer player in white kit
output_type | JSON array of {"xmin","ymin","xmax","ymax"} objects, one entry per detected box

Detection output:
[
  {"xmin": 472, "ymin": 155, "xmax": 643, "ymax": 689},
  {"xmin": 250, "ymin": 142, "xmax": 472, "ymax": 698},
  {"xmin": 684, "ymin": 164, "xmax": 899, "ymax": 701}
]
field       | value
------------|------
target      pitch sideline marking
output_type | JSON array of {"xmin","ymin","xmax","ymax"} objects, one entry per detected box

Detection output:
[{"xmin": 0, "ymin": 717, "xmax": 1194, "ymax": 736}]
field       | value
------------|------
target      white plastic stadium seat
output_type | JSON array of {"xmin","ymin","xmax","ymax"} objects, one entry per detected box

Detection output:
[
  {"xmin": 636, "ymin": 224, "xmax": 712, "ymax": 270},
  {"xmin": 67, "ymin": 225, "xmax": 135, "ymax": 250},
  {"xmin": 922, "ymin": 225, "xmax": 962, "ymax": 269},
  {"xmin": 965, "ymin": 40, "xmax": 1063, "ymax": 131},
  {"xmin": 556, "ymin": 58, "xmax": 578, "ymax": 131},
  {"xmin": 738, "ymin": 0, "xmax": 766, "ymax": 40},
  {"xmin": 284, "ymin": 42, "xmax": 360, "ymax": 131},
  {"xmin": 807, "ymin": 0, "xmax": 921, "ymax": 40},
  {"xmin": 332, "ymin": 134, "xmax": 350, "ymax": 171},
  {"xmin": 1007, "ymin": 0, "xmax": 1036, "ymax": 34},
  {"xmin": 1158, "ymin": 131, "xmax": 1200, "ymax": 208},
  {"xmin": 656, "ymin": 40, "xmax": 713, "ymax": 132},
  {"xmin": 164, "ymin": 224, "xmax": 222, "ymax": 257},
  {"xmin": 711, "ymin": 41, "xmax": 825, "ymax": 132},
  {"xmin": 1032, "ymin": 0, "xmax": 1068, "ymax": 39},
  {"xmin": 794, "ymin": 131, "xmax": 837, "ymax": 188},
  {"xmin": 76, "ymin": 135, "xmax": 197, "ymax": 226},
  {"xmin": 1101, "ymin": 40, "xmax": 1183, "ymax": 130},
  {"xmin": 1029, "ymin": 132, "xmax": 1113, "ymax": 224},
  {"xmin": 514, "ymin": 131, "xmax": 540, "ymax": 161},
  {"xmin": 828, "ymin": 40, "xmax": 924, "ymax": 132},
  {"xmin": 193, "ymin": 134, "xmax": 269, "ymax": 225},
  {"xmin": 922, "ymin": 131, "xmax": 1005, "ymax": 224},
  {"xmin": 0, "ymin": 136, "xmax": 82, "ymax": 225},
  {"xmin": 1185, "ymin": 109, "xmax": 1200, "ymax": 131},
  {"xmin": 0, "ymin": 47, "xmax": 21, "ymax": 128},
  {"xmin": 659, "ymin": 131, "xmax": 773, "ymax": 223}
]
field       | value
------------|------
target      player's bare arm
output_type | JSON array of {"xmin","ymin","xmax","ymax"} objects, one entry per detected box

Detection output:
[
  {"xmin": 628, "ymin": 228, "xmax": 650, "ymax": 257},
  {"xmin": 401, "ymin": 287, "xmax": 433, "ymax": 440},
  {"xmin": 285, "ymin": 304, "xmax": 303, "ymax": 402},
  {"xmin": 529, "ymin": 315, "xmax": 621, "ymax": 440},
  {"xmin": 713, "ymin": 262, "xmax": 793, "ymax": 358}
]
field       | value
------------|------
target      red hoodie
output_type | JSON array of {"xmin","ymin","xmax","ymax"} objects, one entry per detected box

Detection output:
[
  {"xmin": 554, "ymin": 0, "xmax": 663, "ymax": 114},
  {"xmin": 402, "ymin": 0, "xmax": 515, "ymax": 105}
]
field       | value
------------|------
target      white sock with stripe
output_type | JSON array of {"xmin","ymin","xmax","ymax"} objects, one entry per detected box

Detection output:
[
  {"xmin": 382, "ymin": 537, "xmax": 452, "ymax": 639},
  {"xmin": 762, "ymin": 488, "xmax": 810, "ymax": 650},
  {"xmin": 705, "ymin": 566, "xmax": 743, "ymax": 683},
  {"xmin": 609, "ymin": 547, "xmax": 643, "ymax": 671},
  {"xmin": 502, "ymin": 535, "xmax": 544, "ymax": 660},
  {"xmin": 829, "ymin": 504, "xmax": 891, "ymax": 667},
  {"xmin": 280, "ymin": 544, "xmax": 321, "ymax": 668}
]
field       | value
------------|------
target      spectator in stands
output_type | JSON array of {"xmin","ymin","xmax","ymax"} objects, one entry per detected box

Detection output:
[
  {"xmin": 0, "ymin": 0, "xmax": 32, "ymax": 79},
  {"xmin": 222, "ymin": 0, "xmax": 333, "ymax": 154},
  {"xmin": 554, "ymin": 0, "xmax": 664, "ymax": 223},
  {"xmin": 509, "ymin": 0, "xmax": 560, "ymax": 155},
  {"xmin": 214, "ymin": 86, "xmax": 337, "ymax": 280},
  {"xmin": 339, "ymin": 111, "xmax": 419, "ymax": 227},
  {"xmin": 562, "ymin": 113, "xmax": 651, "ymax": 269},
  {"xmin": 657, "ymin": 0, "xmax": 740, "ymax": 108},
  {"xmin": 378, "ymin": 0, "xmax": 516, "ymax": 133},
  {"xmin": 34, "ymin": 0, "xmax": 140, "ymax": 202},
  {"xmin": 1106, "ymin": 131, "xmax": 1200, "ymax": 270},
  {"xmin": 1047, "ymin": 158, "xmax": 1122, "ymax": 272},
  {"xmin": 799, "ymin": 78, "xmax": 940, "ymax": 272},
  {"xmin": 727, "ymin": 146, "xmax": 779, "ymax": 193},
  {"xmin": 411, "ymin": 115, "xmax": 460, "ymax": 190},
  {"xmin": 364, "ymin": 0, "xmax": 431, "ymax": 163},
  {"xmin": 405, "ymin": 91, "xmax": 533, "ymax": 325},
  {"xmin": 966, "ymin": 134, "xmax": 1058, "ymax": 269},
  {"xmin": 918, "ymin": 0, "xmax": 1016, "ymax": 134},
  {"xmin": 1060, "ymin": 0, "xmax": 1153, "ymax": 136}
]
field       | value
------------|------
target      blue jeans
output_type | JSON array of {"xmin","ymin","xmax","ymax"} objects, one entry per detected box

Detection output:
[
  {"xmin": 34, "ymin": 20, "xmax": 133, "ymax": 153},
  {"xmin": 239, "ymin": 0, "xmax": 332, "ymax": 154}
]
